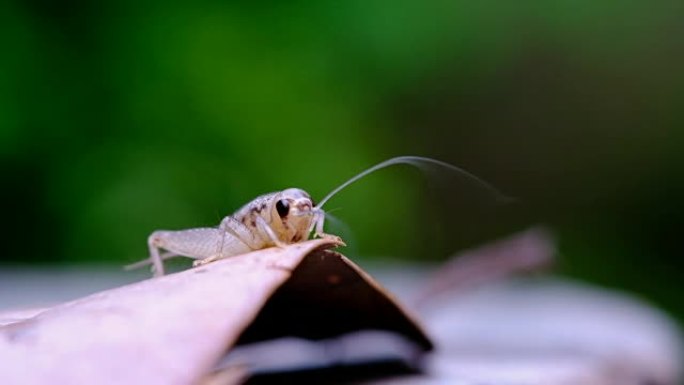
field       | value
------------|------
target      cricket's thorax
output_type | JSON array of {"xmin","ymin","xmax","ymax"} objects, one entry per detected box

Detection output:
[{"xmin": 233, "ymin": 188, "xmax": 316, "ymax": 246}]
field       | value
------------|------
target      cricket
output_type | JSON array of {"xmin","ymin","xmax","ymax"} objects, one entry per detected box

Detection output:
[{"xmin": 126, "ymin": 156, "xmax": 507, "ymax": 277}]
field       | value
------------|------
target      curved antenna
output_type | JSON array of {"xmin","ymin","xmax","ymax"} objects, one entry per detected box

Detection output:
[{"xmin": 317, "ymin": 155, "xmax": 511, "ymax": 209}]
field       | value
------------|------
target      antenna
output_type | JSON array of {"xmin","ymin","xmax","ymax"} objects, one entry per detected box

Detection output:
[{"xmin": 317, "ymin": 155, "xmax": 511, "ymax": 208}]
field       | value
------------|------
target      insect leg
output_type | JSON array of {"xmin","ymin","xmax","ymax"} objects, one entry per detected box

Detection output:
[
  {"xmin": 313, "ymin": 210, "xmax": 326, "ymax": 237},
  {"xmin": 192, "ymin": 254, "xmax": 223, "ymax": 267},
  {"xmin": 145, "ymin": 228, "xmax": 250, "ymax": 275},
  {"xmin": 255, "ymin": 216, "xmax": 287, "ymax": 247},
  {"xmin": 216, "ymin": 216, "xmax": 262, "ymax": 258},
  {"xmin": 197, "ymin": 216, "xmax": 261, "ymax": 268},
  {"xmin": 192, "ymin": 224, "xmax": 255, "ymax": 267},
  {"xmin": 124, "ymin": 251, "xmax": 180, "ymax": 271},
  {"xmin": 311, "ymin": 210, "xmax": 345, "ymax": 244},
  {"xmin": 147, "ymin": 231, "xmax": 167, "ymax": 277}
]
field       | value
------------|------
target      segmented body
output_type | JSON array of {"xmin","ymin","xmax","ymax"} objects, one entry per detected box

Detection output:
[{"xmin": 137, "ymin": 188, "xmax": 320, "ymax": 276}]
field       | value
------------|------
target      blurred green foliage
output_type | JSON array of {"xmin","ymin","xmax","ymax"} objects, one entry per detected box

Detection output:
[{"xmin": 1, "ymin": 1, "xmax": 683, "ymax": 320}]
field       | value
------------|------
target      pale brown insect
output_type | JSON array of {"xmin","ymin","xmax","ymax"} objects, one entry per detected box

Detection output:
[{"xmin": 126, "ymin": 156, "xmax": 506, "ymax": 277}]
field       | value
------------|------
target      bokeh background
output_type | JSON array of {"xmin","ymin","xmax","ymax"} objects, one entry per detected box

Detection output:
[{"xmin": 1, "ymin": 1, "xmax": 682, "ymax": 323}]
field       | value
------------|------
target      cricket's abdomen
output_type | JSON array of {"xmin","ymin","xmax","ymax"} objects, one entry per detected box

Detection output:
[{"xmin": 152, "ymin": 228, "xmax": 253, "ymax": 259}]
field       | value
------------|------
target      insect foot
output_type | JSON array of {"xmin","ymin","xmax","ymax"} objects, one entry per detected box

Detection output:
[
  {"xmin": 193, "ymin": 256, "xmax": 219, "ymax": 268},
  {"xmin": 314, "ymin": 233, "xmax": 346, "ymax": 246}
]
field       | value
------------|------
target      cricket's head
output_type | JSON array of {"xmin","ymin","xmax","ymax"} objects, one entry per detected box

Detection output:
[
  {"xmin": 274, "ymin": 188, "xmax": 315, "ymax": 218},
  {"xmin": 271, "ymin": 188, "xmax": 319, "ymax": 233},
  {"xmin": 270, "ymin": 188, "xmax": 322, "ymax": 243}
]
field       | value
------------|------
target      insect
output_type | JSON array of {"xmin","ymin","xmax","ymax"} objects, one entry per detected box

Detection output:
[{"xmin": 126, "ymin": 156, "xmax": 507, "ymax": 277}]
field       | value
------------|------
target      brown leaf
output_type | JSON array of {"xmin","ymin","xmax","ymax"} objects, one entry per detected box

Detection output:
[
  {"xmin": 0, "ymin": 239, "xmax": 432, "ymax": 385},
  {"xmin": 413, "ymin": 227, "xmax": 555, "ymax": 307}
]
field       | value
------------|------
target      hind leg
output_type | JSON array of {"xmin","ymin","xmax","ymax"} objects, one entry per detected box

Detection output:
[{"xmin": 147, "ymin": 231, "xmax": 169, "ymax": 277}]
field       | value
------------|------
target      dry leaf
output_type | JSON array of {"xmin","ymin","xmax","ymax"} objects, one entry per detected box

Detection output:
[{"xmin": 0, "ymin": 238, "xmax": 432, "ymax": 385}]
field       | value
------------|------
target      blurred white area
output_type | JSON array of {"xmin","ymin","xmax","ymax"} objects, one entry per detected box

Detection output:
[
  {"xmin": 0, "ymin": 267, "xmax": 143, "ymax": 310},
  {"xmin": 367, "ymin": 265, "xmax": 684, "ymax": 385},
  {"xmin": 1, "ymin": 264, "xmax": 682, "ymax": 385}
]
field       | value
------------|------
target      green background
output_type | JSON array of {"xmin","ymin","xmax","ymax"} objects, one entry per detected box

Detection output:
[{"xmin": 1, "ymin": 1, "xmax": 683, "ymax": 323}]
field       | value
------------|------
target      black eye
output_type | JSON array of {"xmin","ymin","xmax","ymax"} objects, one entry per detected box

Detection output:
[{"xmin": 276, "ymin": 199, "xmax": 290, "ymax": 218}]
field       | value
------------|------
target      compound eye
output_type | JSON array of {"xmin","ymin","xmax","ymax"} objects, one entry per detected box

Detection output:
[{"xmin": 276, "ymin": 199, "xmax": 290, "ymax": 218}]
